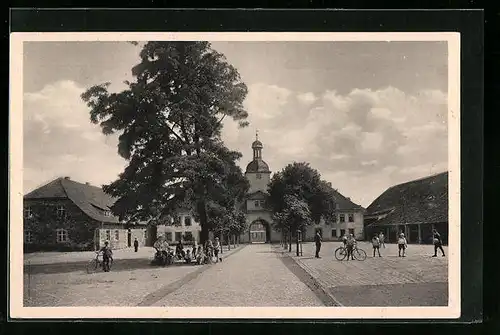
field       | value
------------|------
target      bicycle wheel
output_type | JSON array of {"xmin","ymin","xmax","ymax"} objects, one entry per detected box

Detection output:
[
  {"xmin": 334, "ymin": 247, "xmax": 347, "ymax": 261},
  {"xmin": 353, "ymin": 248, "xmax": 367, "ymax": 261},
  {"xmin": 86, "ymin": 259, "xmax": 98, "ymax": 274}
]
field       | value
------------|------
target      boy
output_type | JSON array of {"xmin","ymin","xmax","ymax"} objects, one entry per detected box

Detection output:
[
  {"xmin": 372, "ymin": 234, "xmax": 381, "ymax": 257},
  {"xmin": 432, "ymin": 229, "xmax": 446, "ymax": 257},
  {"xmin": 379, "ymin": 232, "xmax": 386, "ymax": 248},
  {"xmin": 346, "ymin": 234, "xmax": 356, "ymax": 261},
  {"xmin": 100, "ymin": 241, "xmax": 113, "ymax": 272},
  {"xmin": 398, "ymin": 233, "xmax": 408, "ymax": 257},
  {"xmin": 213, "ymin": 237, "xmax": 222, "ymax": 263}
]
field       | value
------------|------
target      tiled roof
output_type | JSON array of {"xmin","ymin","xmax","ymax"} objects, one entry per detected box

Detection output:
[
  {"xmin": 364, "ymin": 172, "xmax": 448, "ymax": 227},
  {"xmin": 24, "ymin": 177, "xmax": 120, "ymax": 223},
  {"xmin": 246, "ymin": 190, "xmax": 268, "ymax": 200},
  {"xmin": 330, "ymin": 188, "xmax": 365, "ymax": 211}
]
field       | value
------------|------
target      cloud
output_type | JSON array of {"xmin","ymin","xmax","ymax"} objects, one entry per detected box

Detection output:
[
  {"xmin": 23, "ymin": 80, "xmax": 127, "ymax": 194},
  {"xmin": 222, "ymin": 84, "xmax": 448, "ymax": 207},
  {"xmin": 297, "ymin": 92, "xmax": 317, "ymax": 105}
]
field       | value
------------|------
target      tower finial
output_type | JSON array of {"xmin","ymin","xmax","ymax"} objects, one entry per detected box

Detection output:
[{"xmin": 256, "ymin": 129, "xmax": 259, "ymax": 141}]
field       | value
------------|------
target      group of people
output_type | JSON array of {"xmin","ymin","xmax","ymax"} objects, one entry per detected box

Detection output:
[
  {"xmin": 153, "ymin": 235, "xmax": 224, "ymax": 266},
  {"xmin": 314, "ymin": 228, "xmax": 446, "ymax": 260},
  {"xmin": 370, "ymin": 229, "xmax": 446, "ymax": 258}
]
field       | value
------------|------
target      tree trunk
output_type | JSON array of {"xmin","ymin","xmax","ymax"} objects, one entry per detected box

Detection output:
[
  {"xmin": 197, "ymin": 201, "xmax": 209, "ymax": 244},
  {"xmin": 288, "ymin": 234, "xmax": 292, "ymax": 252},
  {"xmin": 296, "ymin": 234, "xmax": 300, "ymax": 256},
  {"xmin": 227, "ymin": 232, "xmax": 231, "ymax": 251}
]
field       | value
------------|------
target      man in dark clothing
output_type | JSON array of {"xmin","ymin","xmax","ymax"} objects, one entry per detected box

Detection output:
[
  {"xmin": 133, "ymin": 238, "xmax": 139, "ymax": 252},
  {"xmin": 100, "ymin": 241, "xmax": 113, "ymax": 272},
  {"xmin": 314, "ymin": 231, "xmax": 322, "ymax": 258},
  {"xmin": 432, "ymin": 229, "xmax": 446, "ymax": 257}
]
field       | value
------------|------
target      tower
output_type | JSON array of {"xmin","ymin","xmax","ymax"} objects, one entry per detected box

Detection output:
[{"xmin": 245, "ymin": 130, "xmax": 271, "ymax": 193}]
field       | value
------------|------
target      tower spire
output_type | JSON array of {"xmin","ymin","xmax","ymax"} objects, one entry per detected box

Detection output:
[{"xmin": 256, "ymin": 129, "xmax": 259, "ymax": 141}]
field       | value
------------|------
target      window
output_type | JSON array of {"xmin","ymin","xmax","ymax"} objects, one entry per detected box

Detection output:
[
  {"xmin": 349, "ymin": 228, "xmax": 355, "ymax": 236},
  {"xmin": 331, "ymin": 229, "xmax": 337, "ymax": 238},
  {"xmin": 24, "ymin": 230, "xmax": 33, "ymax": 243},
  {"xmin": 56, "ymin": 205, "xmax": 66, "ymax": 218},
  {"xmin": 105, "ymin": 230, "xmax": 111, "ymax": 241},
  {"xmin": 56, "ymin": 228, "xmax": 68, "ymax": 243},
  {"xmin": 348, "ymin": 214, "xmax": 354, "ymax": 222},
  {"xmin": 24, "ymin": 207, "xmax": 33, "ymax": 219},
  {"xmin": 144, "ymin": 230, "xmax": 147, "ymax": 240},
  {"xmin": 339, "ymin": 214, "xmax": 345, "ymax": 223},
  {"xmin": 165, "ymin": 232, "xmax": 172, "ymax": 241},
  {"xmin": 332, "ymin": 215, "xmax": 337, "ymax": 223},
  {"xmin": 184, "ymin": 216, "xmax": 192, "ymax": 226},
  {"xmin": 256, "ymin": 173, "xmax": 262, "ymax": 179},
  {"xmin": 175, "ymin": 232, "xmax": 182, "ymax": 242},
  {"xmin": 259, "ymin": 200, "xmax": 265, "ymax": 207},
  {"xmin": 254, "ymin": 201, "xmax": 260, "ymax": 207},
  {"xmin": 114, "ymin": 230, "xmax": 119, "ymax": 240},
  {"xmin": 340, "ymin": 229, "xmax": 345, "ymax": 237},
  {"xmin": 184, "ymin": 232, "xmax": 193, "ymax": 241}
]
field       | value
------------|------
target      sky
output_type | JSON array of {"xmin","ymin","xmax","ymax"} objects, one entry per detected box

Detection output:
[{"xmin": 22, "ymin": 40, "xmax": 448, "ymax": 207}]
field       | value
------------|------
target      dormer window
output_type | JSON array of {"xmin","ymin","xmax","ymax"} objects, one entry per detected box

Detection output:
[
  {"xmin": 254, "ymin": 201, "xmax": 260, "ymax": 207},
  {"xmin": 56, "ymin": 205, "xmax": 66, "ymax": 218}
]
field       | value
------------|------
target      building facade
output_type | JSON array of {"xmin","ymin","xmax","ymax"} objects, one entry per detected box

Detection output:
[
  {"xmin": 23, "ymin": 177, "xmax": 150, "ymax": 252},
  {"xmin": 156, "ymin": 212, "xmax": 201, "ymax": 245},
  {"xmin": 364, "ymin": 172, "xmax": 448, "ymax": 244},
  {"xmin": 238, "ymin": 134, "xmax": 365, "ymax": 243}
]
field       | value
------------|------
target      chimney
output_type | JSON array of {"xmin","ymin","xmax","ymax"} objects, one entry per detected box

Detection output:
[
  {"xmin": 64, "ymin": 176, "xmax": 70, "ymax": 180},
  {"xmin": 85, "ymin": 182, "xmax": 90, "ymax": 185}
]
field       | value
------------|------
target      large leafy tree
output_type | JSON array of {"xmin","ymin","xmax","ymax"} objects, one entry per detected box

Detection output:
[
  {"xmin": 81, "ymin": 41, "xmax": 249, "ymax": 243},
  {"xmin": 268, "ymin": 162, "xmax": 337, "ymax": 230}
]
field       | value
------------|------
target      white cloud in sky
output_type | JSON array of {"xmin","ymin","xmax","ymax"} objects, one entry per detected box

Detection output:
[{"xmin": 23, "ymin": 79, "xmax": 448, "ymax": 208}]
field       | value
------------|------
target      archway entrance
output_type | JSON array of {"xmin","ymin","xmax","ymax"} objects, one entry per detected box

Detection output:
[{"xmin": 249, "ymin": 221, "xmax": 270, "ymax": 243}]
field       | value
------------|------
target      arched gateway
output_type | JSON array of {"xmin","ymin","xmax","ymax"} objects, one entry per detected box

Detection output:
[{"xmin": 249, "ymin": 220, "xmax": 270, "ymax": 243}]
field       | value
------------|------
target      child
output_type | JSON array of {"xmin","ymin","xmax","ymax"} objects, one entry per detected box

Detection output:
[
  {"xmin": 345, "ymin": 234, "xmax": 356, "ymax": 261},
  {"xmin": 398, "ymin": 233, "xmax": 408, "ymax": 257},
  {"xmin": 100, "ymin": 241, "xmax": 113, "ymax": 272},
  {"xmin": 184, "ymin": 249, "xmax": 192, "ymax": 264},
  {"xmin": 196, "ymin": 245, "xmax": 205, "ymax": 265},
  {"xmin": 432, "ymin": 229, "xmax": 446, "ymax": 257},
  {"xmin": 213, "ymin": 237, "xmax": 222, "ymax": 263},
  {"xmin": 372, "ymin": 234, "xmax": 381, "ymax": 257},
  {"xmin": 379, "ymin": 232, "xmax": 386, "ymax": 248}
]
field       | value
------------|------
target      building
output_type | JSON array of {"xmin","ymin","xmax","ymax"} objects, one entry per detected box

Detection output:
[
  {"xmin": 238, "ymin": 134, "xmax": 365, "ymax": 243},
  {"xmin": 363, "ymin": 172, "xmax": 448, "ymax": 244},
  {"xmin": 23, "ymin": 177, "xmax": 150, "ymax": 252},
  {"xmin": 156, "ymin": 211, "xmax": 201, "ymax": 245}
]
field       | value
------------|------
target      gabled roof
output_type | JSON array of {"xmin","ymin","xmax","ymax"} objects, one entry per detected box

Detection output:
[
  {"xmin": 330, "ymin": 188, "xmax": 365, "ymax": 211},
  {"xmin": 24, "ymin": 177, "xmax": 120, "ymax": 223},
  {"xmin": 364, "ymin": 172, "xmax": 448, "ymax": 227}
]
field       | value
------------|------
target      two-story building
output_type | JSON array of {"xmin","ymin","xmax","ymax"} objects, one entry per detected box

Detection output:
[
  {"xmin": 23, "ymin": 176, "xmax": 150, "ymax": 252},
  {"xmin": 238, "ymin": 134, "xmax": 365, "ymax": 243},
  {"xmin": 156, "ymin": 211, "xmax": 202, "ymax": 245}
]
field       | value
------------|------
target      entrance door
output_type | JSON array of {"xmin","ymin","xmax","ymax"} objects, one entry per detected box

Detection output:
[
  {"xmin": 250, "ymin": 222, "xmax": 267, "ymax": 243},
  {"xmin": 127, "ymin": 229, "xmax": 132, "ymax": 247}
]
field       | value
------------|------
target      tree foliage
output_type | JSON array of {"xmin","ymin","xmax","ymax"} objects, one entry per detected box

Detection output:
[
  {"xmin": 268, "ymin": 162, "xmax": 337, "ymax": 232},
  {"xmin": 81, "ymin": 41, "xmax": 249, "ymax": 243}
]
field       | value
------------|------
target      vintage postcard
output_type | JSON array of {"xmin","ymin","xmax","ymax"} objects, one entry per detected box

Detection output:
[{"xmin": 9, "ymin": 32, "xmax": 460, "ymax": 319}]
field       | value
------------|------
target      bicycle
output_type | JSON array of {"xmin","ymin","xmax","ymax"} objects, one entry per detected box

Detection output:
[
  {"xmin": 334, "ymin": 244, "xmax": 367, "ymax": 261},
  {"xmin": 86, "ymin": 251, "xmax": 113, "ymax": 273}
]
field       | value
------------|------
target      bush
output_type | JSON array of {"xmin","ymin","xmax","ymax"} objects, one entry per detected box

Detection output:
[{"xmin": 23, "ymin": 242, "xmax": 94, "ymax": 253}]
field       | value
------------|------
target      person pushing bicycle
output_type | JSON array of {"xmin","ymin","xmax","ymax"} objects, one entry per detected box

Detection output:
[
  {"xmin": 100, "ymin": 241, "xmax": 113, "ymax": 272},
  {"xmin": 346, "ymin": 234, "xmax": 356, "ymax": 261}
]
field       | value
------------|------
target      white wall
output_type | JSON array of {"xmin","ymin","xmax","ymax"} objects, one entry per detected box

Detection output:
[
  {"xmin": 304, "ymin": 211, "xmax": 364, "ymax": 241},
  {"xmin": 156, "ymin": 212, "xmax": 201, "ymax": 243}
]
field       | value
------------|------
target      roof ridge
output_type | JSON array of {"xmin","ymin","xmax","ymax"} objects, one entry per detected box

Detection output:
[{"xmin": 394, "ymin": 171, "xmax": 448, "ymax": 188}]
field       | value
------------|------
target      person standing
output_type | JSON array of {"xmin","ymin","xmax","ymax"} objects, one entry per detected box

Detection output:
[
  {"xmin": 379, "ymin": 232, "xmax": 386, "ymax": 248},
  {"xmin": 372, "ymin": 234, "xmax": 381, "ymax": 257},
  {"xmin": 213, "ymin": 237, "xmax": 222, "ymax": 262},
  {"xmin": 398, "ymin": 233, "xmax": 408, "ymax": 257},
  {"xmin": 346, "ymin": 234, "xmax": 356, "ymax": 261},
  {"xmin": 314, "ymin": 231, "xmax": 322, "ymax": 258},
  {"xmin": 100, "ymin": 241, "xmax": 113, "ymax": 272},
  {"xmin": 133, "ymin": 238, "xmax": 139, "ymax": 252},
  {"xmin": 432, "ymin": 229, "xmax": 446, "ymax": 257}
]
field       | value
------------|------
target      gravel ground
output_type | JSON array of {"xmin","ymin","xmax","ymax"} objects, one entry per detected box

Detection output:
[
  {"xmin": 24, "ymin": 246, "xmax": 244, "ymax": 307},
  {"xmin": 152, "ymin": 244, "xmax": 324, "ymax": 307}
]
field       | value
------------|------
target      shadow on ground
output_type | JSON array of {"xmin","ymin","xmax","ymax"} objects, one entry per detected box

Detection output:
[{"xmin": 24, "ymin": 258, "xmax": 203, "ymax": 275}]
